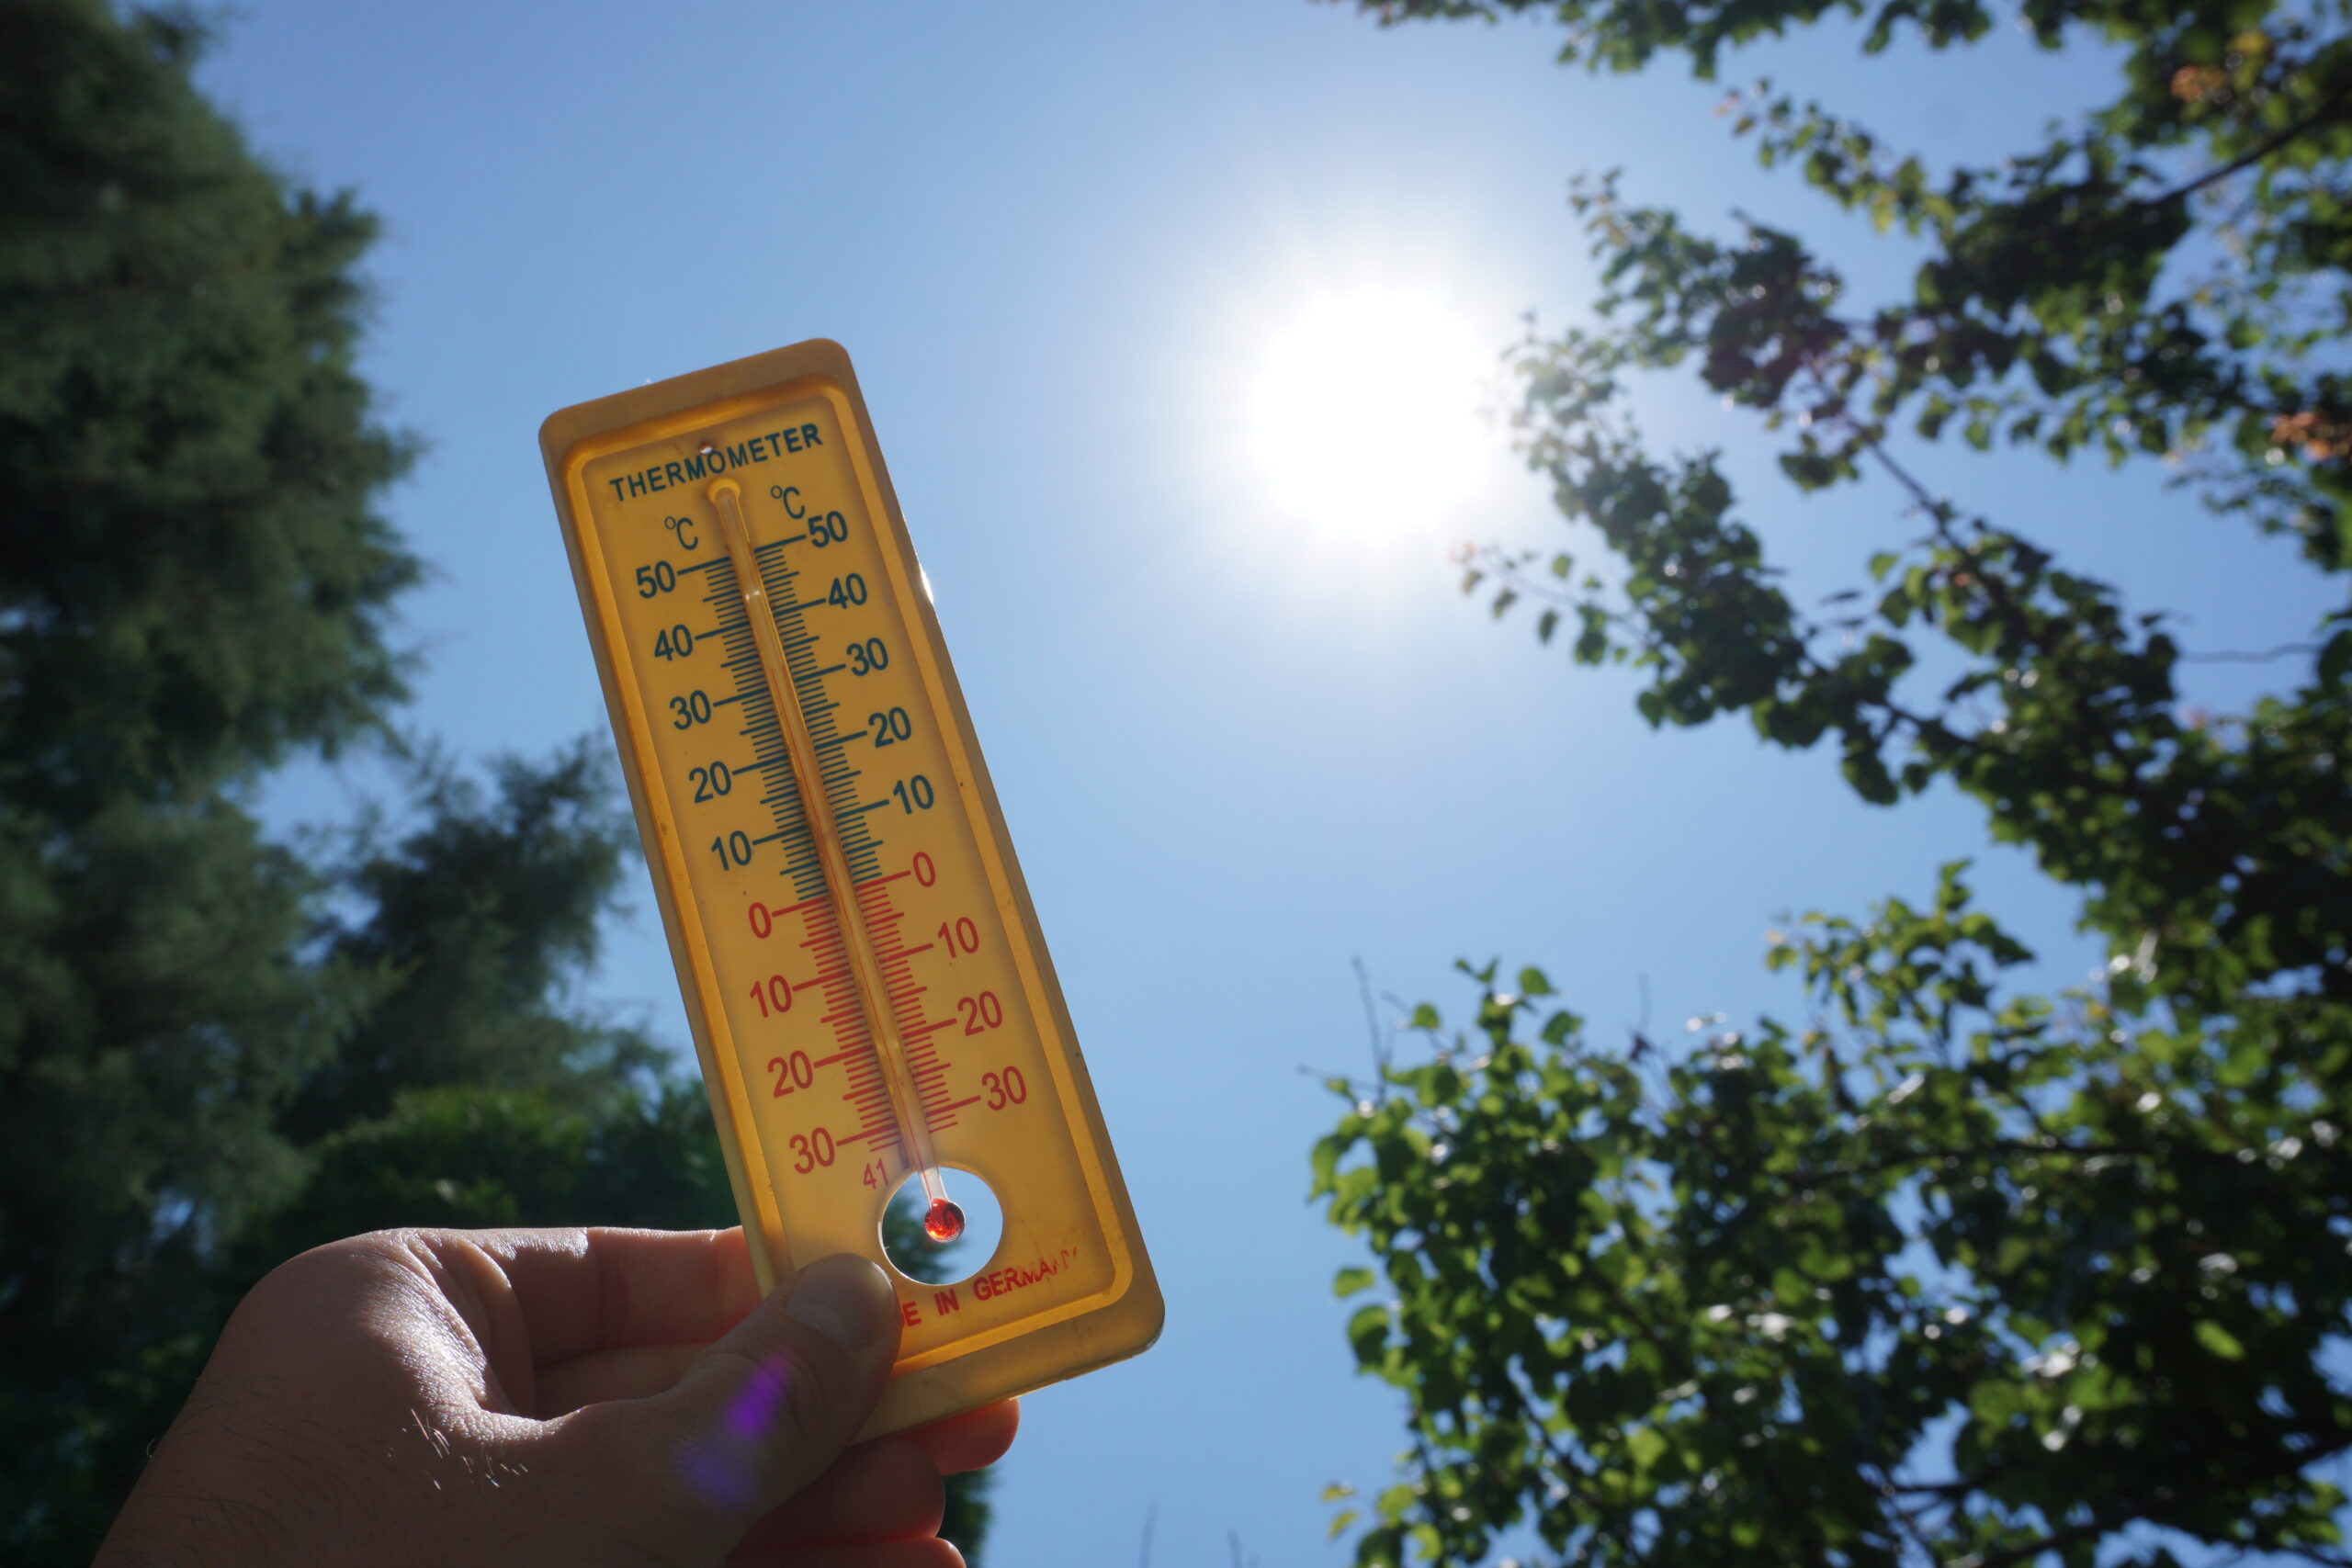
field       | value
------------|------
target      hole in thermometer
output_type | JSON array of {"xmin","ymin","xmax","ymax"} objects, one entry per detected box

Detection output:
[{"xmin": 880, "ymin": 1167, "xmax": 1003, "ymax": 1286}]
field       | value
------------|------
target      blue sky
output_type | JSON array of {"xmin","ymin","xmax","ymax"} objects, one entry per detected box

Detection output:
[{"xmin": 199, "ymin": 3, "xmax": 2329, "ymax": 1562}]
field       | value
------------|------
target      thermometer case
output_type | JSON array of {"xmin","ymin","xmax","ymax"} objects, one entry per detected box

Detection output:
[{"xmin": 539, "ymin": 339, "xmax": 1161, "ymax": 1438}]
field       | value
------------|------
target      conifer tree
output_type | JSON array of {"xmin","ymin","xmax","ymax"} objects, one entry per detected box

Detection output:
[
  {"xmin": 0, "ymin": 6, "xmax": 994, "ymax": 1561},
  {"xmin": 1, "ymin": 0, "xmax": 415, "ymax": 1547}
]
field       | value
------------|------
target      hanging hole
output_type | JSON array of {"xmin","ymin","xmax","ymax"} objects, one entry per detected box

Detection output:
[{"xmin": 879, "ymin": 1167, "xmax": 1002, "ymax": 1285}]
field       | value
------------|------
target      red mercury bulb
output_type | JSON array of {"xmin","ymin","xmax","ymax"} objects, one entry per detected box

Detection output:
[{"xmin": 922, "ymin": 1198, "xmax": 966, "ymax": 1244}]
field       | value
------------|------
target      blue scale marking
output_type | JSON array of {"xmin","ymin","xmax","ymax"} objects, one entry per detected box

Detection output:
[
  {"xmin": 754, "ymin": 543, "xmax": 888, "ymax": 884},
  {"xmin": 700, "ymin": 556, "xmax": 828, "ymax": 903}
]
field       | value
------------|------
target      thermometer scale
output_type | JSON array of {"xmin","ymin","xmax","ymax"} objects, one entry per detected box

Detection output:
[{"xmin": 539, "ymin": 339, "xmax": 1161, "ymax": 1436}]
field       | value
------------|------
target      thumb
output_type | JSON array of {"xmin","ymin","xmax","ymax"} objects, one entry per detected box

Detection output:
[{"xmin": 566, "ymin": 1254, "xmax": 903, "ymax": 1559}]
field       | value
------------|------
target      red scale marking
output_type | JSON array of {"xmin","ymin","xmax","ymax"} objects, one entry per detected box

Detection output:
[
  {"xmin": 781, "ymin": 878, "xmax": 973, "ymax": 1150},
  {"xmin": 775, "ymin": 894, "xmax": 831, "ymax": 914}
]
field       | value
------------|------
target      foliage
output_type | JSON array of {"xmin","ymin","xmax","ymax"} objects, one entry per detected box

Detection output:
[
  {"xmin": 1316, "ymin": 0, "xmax": 2352, "ymax": 1563},
  {"xmin": 284, "ymin": 743, "xmax": 662, "ymax": 1141},
  {"xmin": 0, "ymin": 6, "xmax": 992, "ymax": 1563},
  {"xmin": 1319, "ymin": 916, "xmax": 2349, "ymax": 1566},
  {"xmin": 0, "ymin": 0, "xmax": 416, "ymax": 1550}
]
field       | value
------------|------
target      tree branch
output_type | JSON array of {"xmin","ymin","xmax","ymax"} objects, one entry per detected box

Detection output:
[
  {"xmin": 2178, "ymin": 642, "xmax": 2320, "ymax": 664},
  {"xmin": 2150, "ymin": 87, "xmax": 2352, "ymax": 209}
]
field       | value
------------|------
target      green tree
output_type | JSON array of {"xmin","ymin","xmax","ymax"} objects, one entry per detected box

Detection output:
[
  {"xmin": 1314, "ymin": 1, "xmax": 2352, "ymax": 1564},
  {"xmin": 1, "ymin": 0, "xmax": 416, "ymax": 1549},
  {"xmin": 0, "ymin": 6, "xmax": 993, "ymax": 1563}
]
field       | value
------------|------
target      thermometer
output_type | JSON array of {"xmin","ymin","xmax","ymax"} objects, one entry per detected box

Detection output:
[{"xmin": 539, "ymin": 339, "xmax": 1161, "ymax": 1437}]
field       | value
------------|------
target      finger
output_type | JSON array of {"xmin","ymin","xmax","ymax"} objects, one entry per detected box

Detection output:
[
  {"xmin": 535, "ymin": 1341, "xmax": 705, "ymax": 1416},
  {"xmin": 543, "ymin": 1255, "xmax": 903, "ymax": 1560},
  {"xmin": 444, "ymin": 1226, "xmax": 763, "ymax": 1368},
  {"xmin": 726, "ymin": 1540, "xmax": 965, "ymax": 1568},
  {"xmin": 899, "ymin": 1400, "xmax": 1019, "ymax": 1475},
  {"xmin": 729, "ymin": 1438, "xmax": 942, "ymax": 1551},
  {"xmin": 729, "ymin": 1400, "xmax": 1019, "ymax": 1551}
]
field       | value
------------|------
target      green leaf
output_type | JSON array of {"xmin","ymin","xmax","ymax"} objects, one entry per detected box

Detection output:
[
  {"xmin": 2194, "ymin": 1321, "xmax": 2245, "ymax": 1360},
  {"xmin": 2320, "ymin": 628, "xmax": 2352, "ymax": 689}
]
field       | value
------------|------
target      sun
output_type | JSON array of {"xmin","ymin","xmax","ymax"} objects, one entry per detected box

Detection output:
[{"xmin": 1247, "ymin": 289, "xmax": 1495, "ymax": 534}]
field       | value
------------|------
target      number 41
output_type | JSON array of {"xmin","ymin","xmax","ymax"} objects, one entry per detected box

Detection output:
[{"xmin": 859, "ymin": 1158, "xmax": 890, "ymax": 1190}]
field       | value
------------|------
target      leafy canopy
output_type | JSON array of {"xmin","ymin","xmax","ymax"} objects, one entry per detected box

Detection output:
[{"xmin": 1314, "ymin": 0, "xmax": 2352, "ymax": 1564}]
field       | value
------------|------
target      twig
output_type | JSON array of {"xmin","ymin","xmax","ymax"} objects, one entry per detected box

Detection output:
[
  {"xmin": 1354, "ymin": 955, "xmax": 1394, "ymax": 1090},
  {"xmin": 2149, "ymin": 87, "xmax": 2352, "ymax": 209},
  {"xmin": 2178, "ymin": 641, "xmax": 2320, "ymax": 663}
]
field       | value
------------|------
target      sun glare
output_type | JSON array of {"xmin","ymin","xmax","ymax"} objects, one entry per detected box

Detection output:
[{"xmin": 1248, "ymin": 290, "xmax": 1494, "ymax": 533}]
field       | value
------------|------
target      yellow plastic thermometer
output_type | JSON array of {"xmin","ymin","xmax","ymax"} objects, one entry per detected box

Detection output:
[{"xmin": 539, "ymin": 339, "xmax": 1161, "ymax": 1438}]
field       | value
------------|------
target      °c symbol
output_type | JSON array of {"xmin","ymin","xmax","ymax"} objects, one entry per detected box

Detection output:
[{"xmin": 664, "ymin": 513, "xmax": 701, "ymax": 550}]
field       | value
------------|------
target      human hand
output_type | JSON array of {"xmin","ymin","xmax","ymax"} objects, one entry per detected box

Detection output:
[{"xmin": 95, "ymin": 1226, "xmax": 1017, "ymax": 1567}]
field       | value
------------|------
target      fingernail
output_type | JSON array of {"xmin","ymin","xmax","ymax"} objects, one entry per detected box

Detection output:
[{"xmin": 782, "ymin": 1255, "xmax": 898, "ymax": 1350}]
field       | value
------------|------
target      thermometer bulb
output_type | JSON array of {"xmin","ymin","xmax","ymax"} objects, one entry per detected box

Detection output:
[{"xmin": 923, "ymin": 1198, "xmax": 967, "ymax": 1244}]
